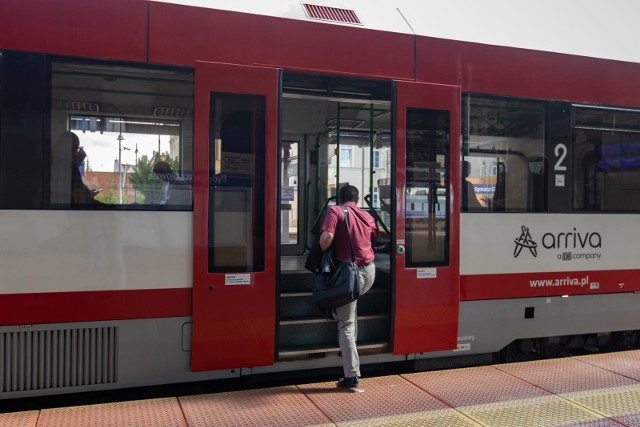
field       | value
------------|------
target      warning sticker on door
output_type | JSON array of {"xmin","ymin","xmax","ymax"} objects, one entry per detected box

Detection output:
[
  {"xmin": 225, "ymin": 274, "xmax": 251, "ymax": 285},
  {"xmin": 416, "ymin": 268, "xmax": 437, "ymax": 279}
]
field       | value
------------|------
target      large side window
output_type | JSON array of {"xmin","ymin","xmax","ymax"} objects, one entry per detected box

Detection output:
[
  {"xmin": 573, "ymin": 106, "xmax": 640, "ymax": 212},
  {"xmin": 462, "ymin": 95, "xmax": 547, "ymax": 212},
  {"xmin": 50, "ymin": 62, "xmax": 194, "ymax": 209}
]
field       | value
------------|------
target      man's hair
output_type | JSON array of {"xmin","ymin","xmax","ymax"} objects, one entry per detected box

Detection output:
[
  {"xmin": 55, "ymin": 130, "xmax": 80, "ymax": 151},
  {"xmin": 463, "ymin": 160, "xmax": 471, "ymax": 178},
  {"xmin": 339, "ymin": 185, "xmax": 359, "ymax": 203},
  {"xmin": 152, "ymin": 161, "xmax": 174, "ymax": 181}
]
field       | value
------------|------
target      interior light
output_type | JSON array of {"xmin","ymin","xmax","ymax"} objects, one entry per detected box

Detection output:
[{"xmin": 109, "ymin": 119, "xmax": 179, "ymax": 127}]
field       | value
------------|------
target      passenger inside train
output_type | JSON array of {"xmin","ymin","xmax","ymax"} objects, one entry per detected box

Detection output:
[
  {"xmin": 50, "ymin": 130, "xmax": 103, "ymax": 207},
  {"xmin": 462, "ymin": 160, "xmax": 484, "ymax": 212},
  {"xmin": 151, "ymin": 161, "xmax": 192, "ymax": 206}
]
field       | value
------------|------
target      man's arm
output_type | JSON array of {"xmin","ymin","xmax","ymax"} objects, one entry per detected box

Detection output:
[{"xmin": 319, "ymin": 230, "xmax": 334, "ymax": 251}]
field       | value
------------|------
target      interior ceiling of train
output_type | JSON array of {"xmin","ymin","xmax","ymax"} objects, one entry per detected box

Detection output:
[
  {"xmin": 282, "ymin": 72, "xmax": 391, "ymax": 138},
  {"xmin": 51, "ymin": 62, "xmax": 194, "ymax": 118},
  {"xmin": 282, "ymin": 95, "xmax": 390, "ymax": 138},
  {"xmin": 467, "ymin": 98, "xmax": 544, "ymax": 139}
]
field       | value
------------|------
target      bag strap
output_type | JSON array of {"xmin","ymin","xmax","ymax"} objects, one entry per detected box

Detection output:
[{"xmin": 341, "ymin": 205, "xmax": 356, "ymax": 262}]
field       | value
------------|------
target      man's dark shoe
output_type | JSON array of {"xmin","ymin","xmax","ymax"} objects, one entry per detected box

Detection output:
[{"xmin": 337, "ymin": 377, "xmax": 359, "ymax": 389}]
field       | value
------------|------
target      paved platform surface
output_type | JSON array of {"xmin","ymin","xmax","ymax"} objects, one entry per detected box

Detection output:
[{"xmin": 3, "ymin": 350, "xmax": 640, "ymax": 426}]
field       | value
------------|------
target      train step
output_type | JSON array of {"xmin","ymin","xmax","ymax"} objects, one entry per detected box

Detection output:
[
  {"xmin": 278, "ymin": 314, "xmax": 389, "ymax": 348},
  {"xmin": 279, "ymin": 313, "xmax": 389, "ymax": 325},
  {"xmin": 278, "ymin": 341, "xmax": 388, "ymax": 360}
]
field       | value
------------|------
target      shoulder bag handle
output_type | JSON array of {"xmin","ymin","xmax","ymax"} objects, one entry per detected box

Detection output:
[{"xmin": 341, "ymin": 205, "xmax": 356, "ymax": 262}]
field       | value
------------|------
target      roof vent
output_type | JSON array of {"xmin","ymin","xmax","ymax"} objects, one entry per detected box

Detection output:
[{"xmin": 302, "ymin": 4, "xmax": 362, "ymax": 25}]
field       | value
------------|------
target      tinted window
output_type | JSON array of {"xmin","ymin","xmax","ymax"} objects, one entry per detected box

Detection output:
[
  {"xmin": 405, "ymin": 108, "xmax": 449, "ymax": 266},
  {"xmin": 50, "ymin": 62, "xmax": 194, "ymax": 209},
  {"xmin": 208, "ymin": 93, "xmax": 266, "ymax": 273},
  {"xmin": 573, "ymin": 106, "xmax": 640, "ymax": 212},
  {"xmin": 0, "ymin": 51, "xmax": 46, "ymax": 209},
  {"xmin": 462, "ymin": 96, "xmax": 547, "ymax": 212}
]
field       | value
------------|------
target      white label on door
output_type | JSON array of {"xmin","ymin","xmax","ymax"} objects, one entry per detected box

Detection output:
[
  {"xmin": 454, "ymin": 343, "xmax": 471, "ymax": 352},
  {"xmin": 416, "ymin": 268, "xmax": 437, "ymax": 279},
  {"xmin": 225, "ymin": 274, "xmax": 251, "ymax": 285}
]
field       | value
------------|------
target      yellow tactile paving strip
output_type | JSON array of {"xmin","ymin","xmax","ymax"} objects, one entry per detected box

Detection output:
[
  {"xmin": 461, "ymin": 395, "xmax": 604, "ymax": 427},
  {"xmin": 563, "ymin": 384, "xmax": 640, "ymax": 417},
  {"xmin": 4, "ymin": 350, "xmax": 640, "ymax": 426},
  {"xmin": 337, "ymin": 408, "xmax": 482, "ymax": 427}
]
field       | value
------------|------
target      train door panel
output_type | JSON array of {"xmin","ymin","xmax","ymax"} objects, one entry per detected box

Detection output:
[
  {"xmin": 393, "ymin": 81, "xmax": 461, "ymax": 354},
  {"xmin": 192, "ymin": 62, "xmax": 279, "ymax": 371}
]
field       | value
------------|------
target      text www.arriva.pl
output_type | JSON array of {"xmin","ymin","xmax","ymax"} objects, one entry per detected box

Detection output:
[{"xmin": 529, "ymin": 275, "xmax": 591, "ymax": 288}]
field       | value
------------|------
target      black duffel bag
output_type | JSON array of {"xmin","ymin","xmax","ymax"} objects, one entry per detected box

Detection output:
[
  {"xmin": 311, "ymin": 205, "xmax": 360, "ymax": 310},
  {"xmin": 312, "ymin": 254, "xmax": 360, "ymax": 310}
]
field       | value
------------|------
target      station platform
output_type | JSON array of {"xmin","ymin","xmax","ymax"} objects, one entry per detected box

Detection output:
[{"xmin": 3, "ymin": 349, "xmax": 640, "ymax": 426}]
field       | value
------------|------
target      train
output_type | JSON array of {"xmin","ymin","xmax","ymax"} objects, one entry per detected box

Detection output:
[{"xmin": 1, "ymin": 0, "xmax": 640, "ymax": 399}]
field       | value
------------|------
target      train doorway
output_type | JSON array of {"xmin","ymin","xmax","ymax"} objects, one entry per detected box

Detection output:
[
  {"xmin": 277, "ymin": 73, "xmax": 393, "ymax": 360},
  {"xmin": 276, "ymin": 75, "xmax": 461, "ymax": 361}
]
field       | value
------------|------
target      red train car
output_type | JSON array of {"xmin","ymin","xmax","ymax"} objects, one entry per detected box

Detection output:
[{"xmin": 1, "ymin": 0, "xmax": 640, "ymax": 398}]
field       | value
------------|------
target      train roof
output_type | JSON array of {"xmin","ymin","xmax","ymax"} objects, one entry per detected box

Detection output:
[{"xmin": 157, "ymin": 0, "xmax": 640, "ymax": 64}]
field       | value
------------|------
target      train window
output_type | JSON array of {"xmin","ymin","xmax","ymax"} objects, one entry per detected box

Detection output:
[
  {"xmin": 573, "ymin": 106, "xmax": 640, "ymax": 212},
  {"xmin": 339, "ymin": 146, "xmax": 353, "ymax": 167},
  {"xmin": 208, "ymin": 93, "xmax": 266, "ymax": 273},
  {"xmin": 462, "ymin": 96, "xmax": 547, "ymax": 212},
  {"xmin": 49, "ymin": 62, "xmax": 194, "ymax": 209},
  {"xmin": 405, "ymin": 108, "xmax": 449, "ymax": 266},
  {"xmin": 281, "ymin": 140, "xmax": 300, "ymax": 245},
  {"xmin": 0, "ymin": 51, "xmax": 47, "ymax": 209}
]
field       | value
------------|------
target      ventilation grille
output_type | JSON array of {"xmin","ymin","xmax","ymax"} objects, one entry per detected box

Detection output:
[
  {"xmin": 54, "ymin": 101, "xmax": 101, "ymax": 112},
  {"xmin": 302, "ymin": 4, "xmax": 362, "ymax": 25},
  {"xmin": 153, "ymin": 106, "xmax": 192, "ymax": 117},
  {"xmin": 0, "ymin": 327, "xmax": 117, "ymax": 393},
  {"xmin": 326, "ymin": 118, "xmax": 365, "ymax": 129}
]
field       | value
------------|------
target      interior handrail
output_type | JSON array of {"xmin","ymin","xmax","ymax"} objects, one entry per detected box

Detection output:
[
  {"xmin": 300, "ymin": 180, "xmax": 312, "ymax": 255},
  {"xmin": 363, "ymin": 194, "xmax": 390, "ymax": 236},
  {"xmin": 310, "ymin": 196, "xmax": 337, "ymax": 238}
]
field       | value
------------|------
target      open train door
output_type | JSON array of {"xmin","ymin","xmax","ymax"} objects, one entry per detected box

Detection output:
[
  {"xmin": 192, "ymin": 62, "xmax": 279, "ymax": 371},
  {"xmin": 393, "ymin": 81, "xmax": 461, "ymax": 354}
]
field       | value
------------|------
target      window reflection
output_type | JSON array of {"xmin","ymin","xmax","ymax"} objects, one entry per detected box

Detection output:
[
  {"xmin": 50, "ymin": 62, "xmax": 193, "ymax": 209},
  {"xmin": 405, "ymin": 108, "xmax": 449, "ymax": 267},
  {"xmin": 281, "ymin": 141, "xmax": 299, "ymax": 245},
  {"xmin": 573, "ymin": 106, "xmax": 640, "ymax": 212},
  {"xmin": 462, "ymin": 96, "xmax": 546, "ymax": 212},
  {"xmin": 208, "ymin": 93, "xmax": 265, "ymax": 272}
]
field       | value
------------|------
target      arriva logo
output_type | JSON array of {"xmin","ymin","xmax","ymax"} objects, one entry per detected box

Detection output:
[
  {"xmin": 514, "ymin": 225, "xmax": 603, "ymax": 261},
  {"xmin": 540, "ymin": 228, "xmax": 601, "ymax": 249},
  {"xmin": 514, "ymin": 225, "xmax": 538, "ymax": 258}
]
